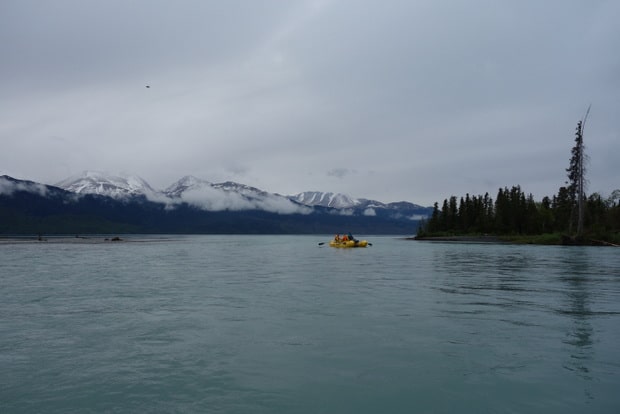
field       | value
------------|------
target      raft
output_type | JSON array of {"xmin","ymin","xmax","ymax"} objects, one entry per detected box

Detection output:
[{"xmin": 329, "ymin": 239, "xmax": 369, "ymax": 248}]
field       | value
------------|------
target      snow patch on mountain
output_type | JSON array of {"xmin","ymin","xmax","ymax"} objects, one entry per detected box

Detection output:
[
  {"xmin": 290, "ymin": 191, "xmax": 361, "ymax": 209},
  {"xmin": 55, "ymin": 171, "xmax": 157, "ymax": 199},
  {"xmin": 212, "ymin": 181, "xmax": 268, "ymax": 197},
  {"xmin": 163, "ymin": 175, "xmax": 212, "ymax": 198}
]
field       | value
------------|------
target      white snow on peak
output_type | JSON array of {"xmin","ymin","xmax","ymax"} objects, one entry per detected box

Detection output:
[
  {"xmin": 212, "ymin": 181, "xmax": 267, "ymax": 197},
  {"xmin": 55, "ymin": 170, "xmax": 156, "ymax": 198},
  {"xmin": 290, "ymin": 191, "xmax": 360, "ymax": 209},
  {"xmin": 164, "ymin": 175, "xmax": 212, "ymax": 197}
]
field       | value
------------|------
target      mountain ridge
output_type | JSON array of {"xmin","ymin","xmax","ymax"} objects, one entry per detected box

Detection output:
[
  {"xmin": 53, "ymin": 171, "xmax": 430, "ymax": 212},
  {"xmin": 1, "ymin": 174, "xmax": 431, "ymax": 235}
]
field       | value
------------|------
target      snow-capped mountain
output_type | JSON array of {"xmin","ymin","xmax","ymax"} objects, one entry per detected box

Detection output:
[
  {"xmin": 290, "ymin": 191, "xmax": 423, "ymax": 209},
  {"xmin": 2, "ymin": 175, "xmax": 427, "ymax": 234},
  {"xmin": 290, "ymin": 191, "xmax": 430, "ymax": 219},
  {"xmin": 163, "ymin": 175, "xmax": 212, "ymax": 198},
  {"xmin": 163, "ymin": 177, "xmax": 268, "ymax": 200},
  {"xmin": 55, "ymin": 171, "xmax": 157, "ymax": 198},
  {"xmin": 290, "ymin": 191, "xmax": 361, "ymax": 209},
  {"xmin": 212, "ymin": 181, "xmax": 269, "ymax": 198},
  {"xmin": 163, "ymin": 176, "xmax": 309, "ymax": 214},
  {"xmin": 52, "ymin": 172, "xmax": 430, "ymax": 217}
]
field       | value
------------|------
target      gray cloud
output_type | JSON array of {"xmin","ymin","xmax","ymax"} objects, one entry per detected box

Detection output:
[
  {"xmin": 327, "ymin": 168, "xmax": 352, "ymax": 179},
  {"xmin": 1, "ymin": 0, "xmax": 619, "ymax": 206},
  {"xmin": 172, "ymin": 185, "xmax": 312, "ymax": 214},
  {"xmin": 0, "ymin": 176, "xmax": 48, "ymax": 197}
]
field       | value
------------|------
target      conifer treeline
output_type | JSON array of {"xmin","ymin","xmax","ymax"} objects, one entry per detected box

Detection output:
[
  {"xmin": 420, "ymin": 186, "xmax": 620, "ymax": 238},
  {"xmin": 419, "ymin": 115, "xmax": 619, "ymax": 242}
]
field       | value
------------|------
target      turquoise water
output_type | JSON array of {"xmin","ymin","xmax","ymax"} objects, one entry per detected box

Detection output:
[{"xmin": 1, "ymin": 235, "xmax": 619, "ymax": 413}]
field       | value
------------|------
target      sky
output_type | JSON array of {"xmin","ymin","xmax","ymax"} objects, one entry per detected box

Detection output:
[{"xmin": 1, "ymin": 0, "xmax": 619, "ymax": 206}]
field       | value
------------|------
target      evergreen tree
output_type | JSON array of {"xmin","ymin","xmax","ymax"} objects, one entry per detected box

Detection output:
[
  {"xmin": 553, "ymin": 186, "xmax": 572, "ymax": 232},
  {"xmin": 586, "ymin": 193, "xmax": 606, "ymax": 234},
  {"xmin": 525, "ymin": 193, "xmax": 539, "ymax": 234},
  {"xmin": 482, "ymin": 192, "xmax": 493, "ymax": 233},
  {"xmin": 539, "ymin": 196, "xmax": 554, "ymax": 233},
  {"xmin": 440, "ymin": 199, "xmax": 449, "ymax": 231},
  {"xmin": 566, "ymin": 107, "xmax": 590, "ymax": 237},
  {"xmin": 448, "ymin": 196, "xmax": 458, "ymax": 231},
  {"xmin": 607, "ymin": 191, "xmax": 620, "ymax": 234},
  {"xmin": 459, "ymin": 196, "xmax": 467, "ymax": 232},
  {"xmin": 427, "ymin": 202, "xmax": 440, "ymax": 233},
  {"xmin": 494, "ymin": 188, "xmax": 507, "ymax": 233}
]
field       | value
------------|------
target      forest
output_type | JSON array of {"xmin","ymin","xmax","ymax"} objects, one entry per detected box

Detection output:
[{"xmin": 417, "ymin": 116, "xmax": 620, "ymax": 245}]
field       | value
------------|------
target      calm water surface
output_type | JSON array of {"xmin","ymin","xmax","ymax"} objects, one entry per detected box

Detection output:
[{"xmin": 1, "ymin": 235, "xmax": 619, "ymax": 413}]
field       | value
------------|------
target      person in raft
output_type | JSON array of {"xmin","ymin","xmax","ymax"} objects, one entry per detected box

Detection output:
[
  {"xmin": 334, "ymin": 234, "xmax": 341, "ymax": 242},
  {"xmin": 347, "ymin": 232, "xmax": 359, "ymax": 242}
]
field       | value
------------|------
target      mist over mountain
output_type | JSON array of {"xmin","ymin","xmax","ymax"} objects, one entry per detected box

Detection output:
[
  {"xmin": 162, "ymin": 175, "xmax": 309, "ymax": 214},
  {"xmin": 54, "ymin": 171, "xmax": 429, "ymax": 213},
  {"xmin": 2, "ymin": 173, "xmax": 432, "ymax": 234}
]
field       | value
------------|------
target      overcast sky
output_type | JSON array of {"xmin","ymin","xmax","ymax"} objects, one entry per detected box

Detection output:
[{"xmin": 1, "ymin": 0, "xmax": 618, "ymax": 206}]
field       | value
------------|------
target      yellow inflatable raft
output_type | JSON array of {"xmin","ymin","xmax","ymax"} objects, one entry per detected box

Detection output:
[{"xmin": 329, "ymin": 239, "xmax": 369, "ymax": 248}]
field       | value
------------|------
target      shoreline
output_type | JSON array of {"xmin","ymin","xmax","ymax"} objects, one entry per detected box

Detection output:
[
  {"xmin": 409, "ymin": 234, "xmax": 619, "ymax": 246},
  {"xmin": 407, "ymin": 235, "xmax": 506, "ymax": 243},
  {"xmin": 0, "ymin": 235, "xmax": 176, "ymax": 244}
]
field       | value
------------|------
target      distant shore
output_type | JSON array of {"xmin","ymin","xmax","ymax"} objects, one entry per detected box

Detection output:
[
  {"xmin": 407, "ymin": 235, "xmax": 506, "ymax": 243},
  {"xmin": 409, "ymin": 234, "xmax": 619, "ymax": 246},
  {"xmin": 0, "ymin": 235, "xmax": 175, "ymax": 244}
]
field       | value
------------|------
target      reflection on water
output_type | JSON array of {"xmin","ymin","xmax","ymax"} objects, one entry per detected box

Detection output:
[
  {"xmin": 431, "ymin": 247, "xmax": 539, "ymax": 309},
  {"xmin": 559, "ymin": 249, "xmax": 593, "ymax": 382},
  {"xmin": 429, "ymin": 243, "xmax": 618, "ymax": 391}
]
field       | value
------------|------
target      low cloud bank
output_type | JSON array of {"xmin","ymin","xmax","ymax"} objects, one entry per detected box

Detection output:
[
  {"xmin": 161, "ymin": 186, "xmax": 312, "ymax": 214},
  {"xmin": 0, "ymin": 176, "xmax": 48, "ymax": 197},
  {"xmin": 363, "ymin": 208, "xmax": 376, "ymax": 216},
  {"xmin": 1, "ymin": 174, "xmax": 311, "ymax": 215}
]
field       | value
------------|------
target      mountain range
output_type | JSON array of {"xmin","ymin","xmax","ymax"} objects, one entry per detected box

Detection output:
[
  {"xmin": 0, "ymin": 171, "xmax": 432, "ymax": 235},
  {"xmin": 54, "ymin": 171, "xmax": 428, "ymax": 214}
]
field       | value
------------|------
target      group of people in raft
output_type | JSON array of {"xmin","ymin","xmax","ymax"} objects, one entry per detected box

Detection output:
[{"xmin": 334, "ymin": 232, "xmax": 358, "ymax": 243}]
